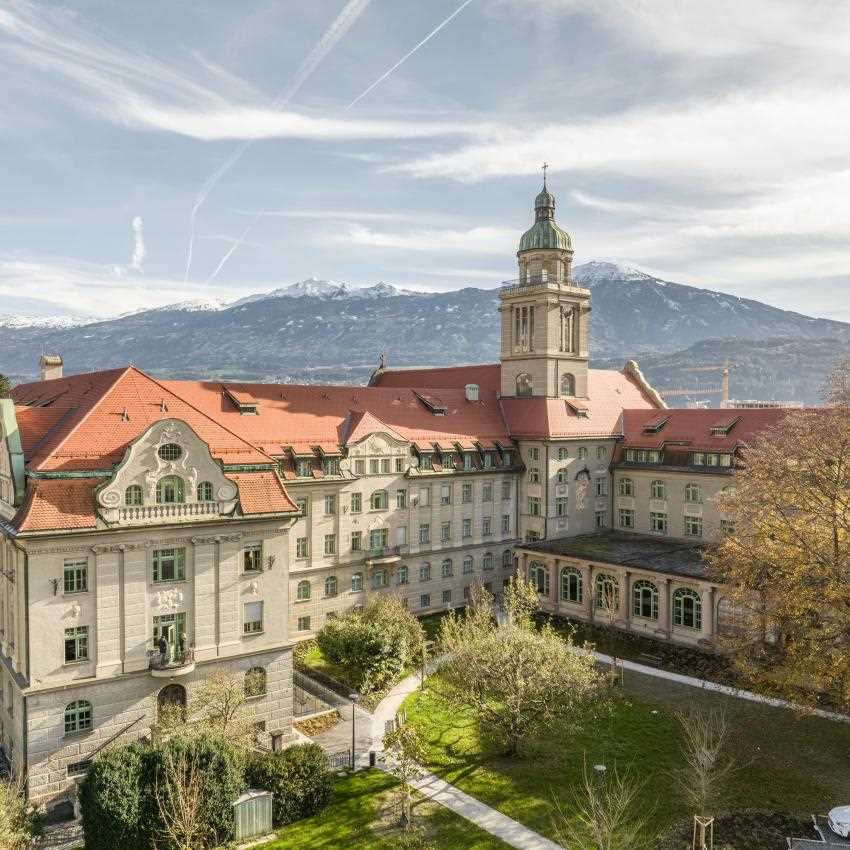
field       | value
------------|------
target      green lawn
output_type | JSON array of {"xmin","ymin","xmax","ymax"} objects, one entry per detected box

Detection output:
[
  {"xmin": 403, "ymin": 668, "xmax": 850, "ymax": 845},
  {"xmin": 258, "ymin": 769, "xmax": 512, "ymax": 849}
]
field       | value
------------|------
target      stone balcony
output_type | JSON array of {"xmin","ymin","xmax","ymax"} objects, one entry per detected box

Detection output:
[
  {"xmin": 365, "ymin": 544, "xmax": 408, "ymax": 566},
  {"xmin": 117, "ymin": 501, "xmax": 220, "ymax": 525},
  {"xmin": 149, "ymin": 648, "xmax": 196, "ymax": 678}
]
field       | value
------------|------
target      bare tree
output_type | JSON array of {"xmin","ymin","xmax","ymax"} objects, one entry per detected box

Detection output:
[
  {"xmin": 383, "ymin": 720, "xmax": 427, "ymax": 830},
  {"xmin": 0, "ymin": 374, "xmax": 10, "ymax": 399},
  {"xmin": 553, "ymin": 759, "xmax": 651, "ymax": 850},
  {"xmin": 0, "ymin": 777, "xmax": 37, "ymax": 849},
  {"xmin": 155, "ymin": 749, "xmax": 210, "ymax": 850}
]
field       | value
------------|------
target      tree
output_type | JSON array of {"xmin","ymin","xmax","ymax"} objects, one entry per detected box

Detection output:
[
  {"xmin": 383, "ymin": 720, "xmax": 427, "ymax": 830},
  {"xmin": 437, "ymin": 579, "xmax": 604, "ymax": 755},
  {"xmin": 155, "ymin": 747, "xmax": 210, "ymax": 850},
  {"xmin": 709, "ymin": 362, "xmax": 850, "ymax": 708},
  {"xmin": 552, "ymin": 760, "xmax": 651, "ymax": 850},
  {"xmin": 0, "ymin": 374, "xmax": 10, "ymax": 399},
  {"xmin": 0, "ymin": 778, "xmax": 38, "ymax": 849}
]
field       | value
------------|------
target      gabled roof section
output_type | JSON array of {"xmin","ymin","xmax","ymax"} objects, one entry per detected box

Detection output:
[
  {"xmin": 14, "ymin": 477, "xmax": 101, "ymax": 532},
  {"xmin": 343, "ymin": 410, "xmax": 406, "ymax": 446},
  {"xmin": 227, "ymin": 472, "xmax": 298, "ymax": 516}
]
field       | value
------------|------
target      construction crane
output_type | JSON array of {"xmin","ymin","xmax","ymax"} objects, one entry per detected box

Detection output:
[{"xmin": 659, "ymin": 359, "xmax": 736, "ymax": 405}]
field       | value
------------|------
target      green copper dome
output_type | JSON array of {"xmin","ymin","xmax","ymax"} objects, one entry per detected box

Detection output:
[{"xmin": 518, "ymin": 183, "xmax": 572, "ymax": 252}]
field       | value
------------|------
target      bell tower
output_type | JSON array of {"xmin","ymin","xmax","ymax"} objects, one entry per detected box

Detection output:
[{"xmin": 499, "ymin": 169, "xmax": 591, "ymax": 398}]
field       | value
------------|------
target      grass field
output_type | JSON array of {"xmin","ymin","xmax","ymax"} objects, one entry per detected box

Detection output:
[
  {"xmin": 402, "ymin": 667, "xmax": 850, "ymax": 844},
  {"xmin": 258, "ymin": 769, "xmax": 512, "ymax": 849}
]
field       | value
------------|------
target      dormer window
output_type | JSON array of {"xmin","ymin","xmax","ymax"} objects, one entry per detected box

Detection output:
[
  {"xmin": 420, "ymin": 454, "xmax": 433, "ymax": 471},
  {"xmin": 296, "ymin": 459, "xmax": 312, "ymax": 478},
  {"xmin": 197, "ymin": 481, "xmax": 214, "ymax": 502},
  {"xmin": 125, "ymin": 485, "xmax": 143, "ymax": 506},
  {"xmin": 463, "ymin": 453, "xmax": 474, "ymax": 471},
  {"xmin": 156, "ymin": 475, "xmax": 184, "ymax": 504},
  {"xmin": 322, "ymin": 457, "xmax": 340, "ymax": 476},
  {"xmin": 158, "ymin": 443, "xmax": 182, "ymax": 462}
]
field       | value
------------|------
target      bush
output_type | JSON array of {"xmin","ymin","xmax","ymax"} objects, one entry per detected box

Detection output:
[
  {"xmin": 246, "ymin": 743, "xmax": 333, "ymax": 826},
  {"xmin": 316, "ymin": 596, "xmax": 424, "ymax": 693}
]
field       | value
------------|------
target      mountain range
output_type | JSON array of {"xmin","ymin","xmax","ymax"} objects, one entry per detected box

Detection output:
[{"xmin": 1, "ymin": 263, "xmax": 847, "ymax": 405}]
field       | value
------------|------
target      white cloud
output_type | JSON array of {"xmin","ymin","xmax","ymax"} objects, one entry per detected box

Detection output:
[
  {"xmin": 337, "ymin": 224, "xmax": 516, "ymax": 253},
  {"xmin": 130, "ymin": 215, "xmax": 145, "ymax": 271}
]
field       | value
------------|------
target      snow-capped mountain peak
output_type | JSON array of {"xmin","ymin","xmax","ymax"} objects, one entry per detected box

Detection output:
[
  {"xmin": 573, "ymin": 260, "xmax": 655, "ymax": 286},
  {"xmin": 0, "ymin": 314, "xmax": 94, "ymax": 329}
]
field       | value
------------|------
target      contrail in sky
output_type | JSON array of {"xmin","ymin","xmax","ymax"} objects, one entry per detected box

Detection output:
[
  {"xmin": 345, "ymin": 0, "xmax": 476, "ymax": 109},
  {"xmin": 184, "ymin": 0, "xmax": 373, "ymax": 282},
  {"xmin": 204, "ymin": 212, "xmax": 263, "ymax": 284}
]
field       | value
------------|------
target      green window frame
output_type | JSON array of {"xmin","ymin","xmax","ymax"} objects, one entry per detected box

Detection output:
[
  {"xmin": 561, "ymin": 567, "xmax": 582, "ymax": 603},
  {"xmin": 63, "ymin": 559, "xmax": 88, "ymax": 594},
  {"xmin": 197, "ymin": 481, "xmax": 214, "ymax": 502},
  {"xmin": 351, "ymin": 572, "xmax": 363, "ymax": 592},
  {"xmin": 351, "ymin": 531, "xmax": 362, "ymax": 552},
  {"xmin": 64, "ymin": 626, "xmax": 89, "ymax": 663},
  {"xmin": 632, "ymin": 580, "xmax": 659, "ymax": 620},
  {"xmin": 673, "ymin": 589, "xmax": 702, "ymax": 630},
  {"xmin": 296, "ymin": 580, "xmax": 311, "ymax": 601},
  {"xmin": 64, "ymin": 700, "xmax": 92, "ymax": 735},
  {"xmin": 325, "ymin": 576, "xmax": 338, "ymax": 598},
  {"xmin": 124, "ymin": 485, "xmax": 143, "ymax": 506},
  {"xmin": 350, "ymin": 492, "xmax": 362, "ymax": 513},
  {"xmin": 152, "ymin": 548, "xmax": 186, "ymax": 583},
  {"xmin": 156, "ymin": 475, "xmax": 184, "ymax": 504},
  {"xmin": 243, "ymin": 543, "xmax": 263, "ymax": 573},
  {"xmin": 243, "ymin": 601, "xmax": 264, "ymax": 634}
]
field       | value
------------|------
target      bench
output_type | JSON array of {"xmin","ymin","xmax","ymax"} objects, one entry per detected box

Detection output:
[{"xmin": 637, "ymin": 652, "xmax": 663, "ymax": 668}]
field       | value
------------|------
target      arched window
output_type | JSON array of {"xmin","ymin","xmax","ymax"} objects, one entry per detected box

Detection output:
[
  {"xmin": 245, "ymin": 666, "xmax": 266, "ymax": 697},
  {"xmin": 651, "ymin": 479, "xmax": 666, "ymax": 499},
  {"xmin": 502, "ymin": 549, "xmax": 513, "ymax": 569},
  {"xmin": 673, "ymin": 588, "xmax": 702, "ymax": 630},
  {"xmin": 560, "ymin": 373, "xmax": 575, "ymax": 396},
  {"xmin": 156, "ymin": 475, "xmax": 184, "ymax": 504},
  {"xmin": 516, "ymin": 373, "xmax": 533, "ymax": 397},
  {"xmin": 618, "ymin": 478, "xmax": 634, "ymax": 497},
  {"xmin": 324, "ymin": 576, "xmax": 338, "ymax": 598},
  {"xmin": 595, "ymin": 573, "xmax": 619, "ymax": 611},
  {"xmin": 632, "ymin": 580, "xmax": 659, "ymax": 620},
  {"xmin": 296, "ymin": 580, "xmax": 311, "ymax": 601},
  {"xmin": 351, "ymin": 572, "xmax": 363, "ymax": 592},
  {"xmin": 557, "ymin": 467, "xmax": 569, "ymax": 484},
  {"xmin": 196, "ymin": 481, "xmax": 214, "ymax": 502},
  {"xmin": 158, "ymin": 443, "xmax": 182, "ymax": 462},
  {"xmin": 561, "ymin": 567, "xmax": 582, "ymax": 604},
  {"xmin": 684, "ymin": 483, "xmax": 703, "ymax": 504},
  {"xmin": 441, "ymin": 559, "xmax": 453, "ymax": 578},
  {"xmin": 64, "ymin": 700, "xmax": 92, "ymax": 735},
  {"xmin": 124, "ymin": 485, "xmax": 143, "ymax": 506},
  {"xmin": 529, "ymin": 561, "xmax": 549, "ymax": 596}
]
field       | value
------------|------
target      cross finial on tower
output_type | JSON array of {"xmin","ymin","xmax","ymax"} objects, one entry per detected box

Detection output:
[{"xmin": 542, "ymin": 162, "xmax": 549, "ymax": 187}]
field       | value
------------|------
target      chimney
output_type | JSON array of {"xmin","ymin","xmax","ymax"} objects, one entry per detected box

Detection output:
[
  {"xmin": 465, "ymin": 383, "xmax": 479, "ymax": 402},
  {"xmin": 39, "ymin": 354, "xmax": 63, "ymax": 382}
]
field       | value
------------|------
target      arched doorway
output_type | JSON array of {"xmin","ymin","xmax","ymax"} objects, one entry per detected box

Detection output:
[{"xmin": 157, "ymin": 683, "xmax": 187, "ymax": 723}]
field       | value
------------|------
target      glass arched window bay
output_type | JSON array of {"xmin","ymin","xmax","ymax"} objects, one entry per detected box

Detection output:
[
  {"xmin": 296, "ymin": 580, "xmax": 311, "ymax": 601},
  {"xmin": 124, "ymin": 484, "xmax": 143, "ymax": 506},
  {"xmin": 156, "ymin": 475, "xmax": 184, "ymax": 504},
  {"xmin": 595, "ymin": 573, "xmax": 619, "ymax": 611},
  {"xmin": 632, "ymin": 580, "xmax": 659, "ymax": 620},
  {"xmin": 560, "ymin": 373, "xmax": 575, "ymax": 396},
  {"xmin": 197, "ymin": 481, "xmax": 214, "ymax": 502},
  {"xmin": 64, "ymin": 699, "xmax": 92, "ymax": 735},
  {"xmin": 561, "ymin": 566, "xmax": 582, "ymax": 604},
  {"xmin": 673, "ymin": 588, "xmax": 702, "ymax": 630},
  {"xmin": 529, "ymin": 560, "xmax": 549, "ymax": 596},
  {"xmin": 516, "ymin": 372, "xmax": 533, "ymax": 397},
  {"xmin": 324, "ymin": 575, "xmax": 338, "ymax": 598}
]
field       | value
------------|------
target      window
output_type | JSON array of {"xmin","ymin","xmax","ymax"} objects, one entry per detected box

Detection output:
[
  {"xmin": 595, "ymin": 574, "xmax": 619, "ymax": 611},
  {"xmin": 395, "ymin": 526, "xmax": 407, "ymax": 546},
  {"xmin": 595, "ymin": 478, "xmax": 608, "ymax": 497},
  {"xmin": 528, "ymin": 467, "xmax": 541, "ymax": 484},
  {"xmin": 369, "ymin": 459, "xmax": 380, "ymax": 475},
  {"xmin": 482, "ymin": 517, "xmax": 492, "ymax": 536},
  {"xmin": 529, "ymin": 561, "xmax": 549, "ymax": 595},
  {"xmin": 462, "ymin": 518, "xmax": 472, "ymax": 538},
  {"xmin": 595, "ymin": 511, "xmax": 607, "ymax": 528},
  {"xmin": 441, "ymin": 559, "xmax": 453, "ymax": 578},
  {"xmin": 243, "ymin": 543, "xmax": 263, "ymax": 572},
  {"xmin": 618, "ymin": 509, "xmax": 634, "ymax": 529},
  {"xmin": 556, "ymin": 497, "xmax": 568, "ymax": 517},
  {"xmin": 297, "ymin": 616, "xmax": 311, "ymax": 632},
  {"xmin": 560, "ymin": 373, "xmax": 575, "ymax": 396},
  {"xmin": 296, "ymin": 580, "xmax": 311, "ymax": 601},
  {"xmin": 462, "ymin": 483, "xmax": 473, "ymax": 503},
  {"xmin": 420, "ymin": 562, "xmax": 431, "ymax": 582},
  {"xmin": 624, "ymin": 448, "xmax": 662, "ymax": 463},
  {"xmin": 296, "ymin": 537, "xmax": 308, "ymax": 558},
  {"xmin": 64, "ymin": 700, "xmax": 92, "ymax": 735},
  {"xmin": 720, "ymin": 518, "xmax": 736, "ymax": 536},
  {"xmin": 63, "ymin": 559, "xmax": 88, "ymax": 594},
  {"xmin": 440, "ymin": 484, "xmax": 452, "ymax": 505},
  {"xmin": 324, "ymin": 495, "xmax": 337, "ymax": 515},
  {"xmin": 502, "ymin": 550, "xmax": 512, "ymax": 570},
  {"xmin": 245, "ymin": 667, "xmax": 267, "ymax": 697},
  {"xmin": 596, "ymin": 446, "xmax": 606, "ymax": 460},
  {"xmin": 296, "ymin": 459, "xmax": 312, "ymax": 478},
  {"xmin": 483, "ymin": 452, "xmax": 494, "ymax": 469},
  {"xmin": 650, "ymin": 512, "xmax": 668, "ymax": 534},
  {"xmin": 350, "ymin": 531, "xmax": 362, "ymax": 551},
  {"xmin": 689, "ymin": 452, "xmax": 733, "ymax": 467},
  {"xmin": 685, "ymin": 483, "xmax": 703, "ymax": 504},
  {"xmin": 355, "ymin": 459, "xmax": 365, "ymax": 476},
  {"xmin": 381, "ymin": 458, "xmax": 391, "ymax": 474},
  {"xmin": 296, "ymin": 496, "xmax": 308, "ymax": 516},
  {"xmin": 463, "ymin": 453, "xmax": 474, "ymax": 471},
  {"xmin": 197, "ymin": 481, "xmax": 214, "ymax": 502},
  {"xmin": 351, "ymin": 572, "xmax": 363, "ymax": 592},
  {"xmin": 528, "ymin": 447, "xmax": 540, "ymax": 462},
  {"xmin": 418, "ymin": 487, "xmax": 431, "ymax": 506},
  {"xmin": 501, "ymin": 514, "xmax": 511, "ymax": 534},
  {"xmin": 325, "ymin": 576, "xmax": 338, "ymax": 598},
  {"xmin": 420, "ymin": 594, "xmax": 431, "ymax": 609},
  {"xmin": 395, "ymin": 457, "xmax": 404, "ymax": 473},
  {"xmin": 618, "ymin": 478, "xmax": 634, "ymax": 497},
  {"xmin": 371, "ymin": 490, "xmax": 388, "ymax": 510},
  {"xmin": 397, "ymin": 565, "xmax": 409, "ymax": 585},
  {"xmin": 396, "ymin": 489, "xmax": 407, "ymax": 509},
  {"xmin": 124, "ymin": 485, "xmax": 143, "ymax": 506},
  {"xmin": 158, "ymin": 443, "xmax": 182, "ymax": 462},
  {"xmin": 463, "ymin": 557, "xmax": 473, "ymax": 574},
  {"xmin": 528, "ymin": 497, "xmax": 541, "ymax": 517},
  {"xmin": 684, "ymin": 516, "xmax": 703, "ymax": 537},
  {"xmin": 651, "ymin": 480, "xmax": 666, "ymax": 500},
  {"xmin": 156, "ymin": 475, "xmax": 184, "ymax": 504},
  {"xmin": 516, "ymin": 373, "xmax": 533, "ymax": 396},
  {"xmin": 420, "ymin": 454, "xmax": 433, "ymax": 471},
  {"xmin": 441, "ymin": 522, "xmax": 451, "ymax": 542},
  {"xmin": 419, "ymin": 524, "xmax": 430, "ymax": 544},
  {"xmin": 64, "ymin": 627, "xmax": 89, "ymax": 663},
  {"xmin": 351, "ymin": 492, "xmax": 362, "ymax": 513},
  {"xmin": 370, "ymin": 528, "xmax": 388, "ymax": 550},
  {"xmin": 153, "ymin": 548, "xmax": 185, "ymax": 583},
  {"xmin": 324, "ymin": 534, "xmax": 336, "ymax": 555},
  {"xmin": 556, "ymin": 467, "xmax": 569, "ymax": 484},
  {"xmin": 557, "ymin": 447, "xmax": 569, "ymax": 460},
  {"xmin": 442, "ymin": 589, "xmax": 452, "ymax": 605},
  {"xmin": 372, "ymin": 569, "xmax": 388, "ymax": 589},
  {"xmin": 482, "ymin": 553, "xmax": 494, "ymax": 571},
  {"xmin": 673, "ymin": 588, "xmax": 702, "ymax": 630},
  {"xmin": 578, "ymin": 447, "xmax": 588, "ymax": 460},
  {"xmin": 632, "ymin": 580, "xmax": 659, "ymax": 620},
  {"xmin": 502, "ymin": 480, "xmax": 511, "ymax": 500},
  {"xmin": 482, "ymin": 483, "xmax": 493, "ymax": 502},
  {"xmin": 561, "ymin": 567, "xmax": 582, "ymax": 604},
  {"xmin": 243, "ymin": 602, "xmax": 264, "ymax": 634}
]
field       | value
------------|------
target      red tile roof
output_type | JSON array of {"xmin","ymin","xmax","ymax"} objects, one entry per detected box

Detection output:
[
  {"xmin": 227, "ymin": 472, "xmax": 298, "ymax": 515},
  {"xmin": 371, "ymin": 363, "xmax": 501, "ymax": 392},
  {"xmin": 14, "ymin": 477, "xmax": 100, "ymax": 532}
]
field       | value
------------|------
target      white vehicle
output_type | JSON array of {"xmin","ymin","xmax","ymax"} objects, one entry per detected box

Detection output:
[{"xmin": 827, "ymin": 806, "xmax": 850, "ymax": 838}]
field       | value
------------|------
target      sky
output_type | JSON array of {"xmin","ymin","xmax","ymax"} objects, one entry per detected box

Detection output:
[{"xmin": 1, "ymin": 0, "xmax": 850, "ymax": 321}]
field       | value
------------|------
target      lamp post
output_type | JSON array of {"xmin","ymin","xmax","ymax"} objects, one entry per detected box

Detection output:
[{"xmin": 349, "ymin": 693, "xmax": 359, "ymax": 770}]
